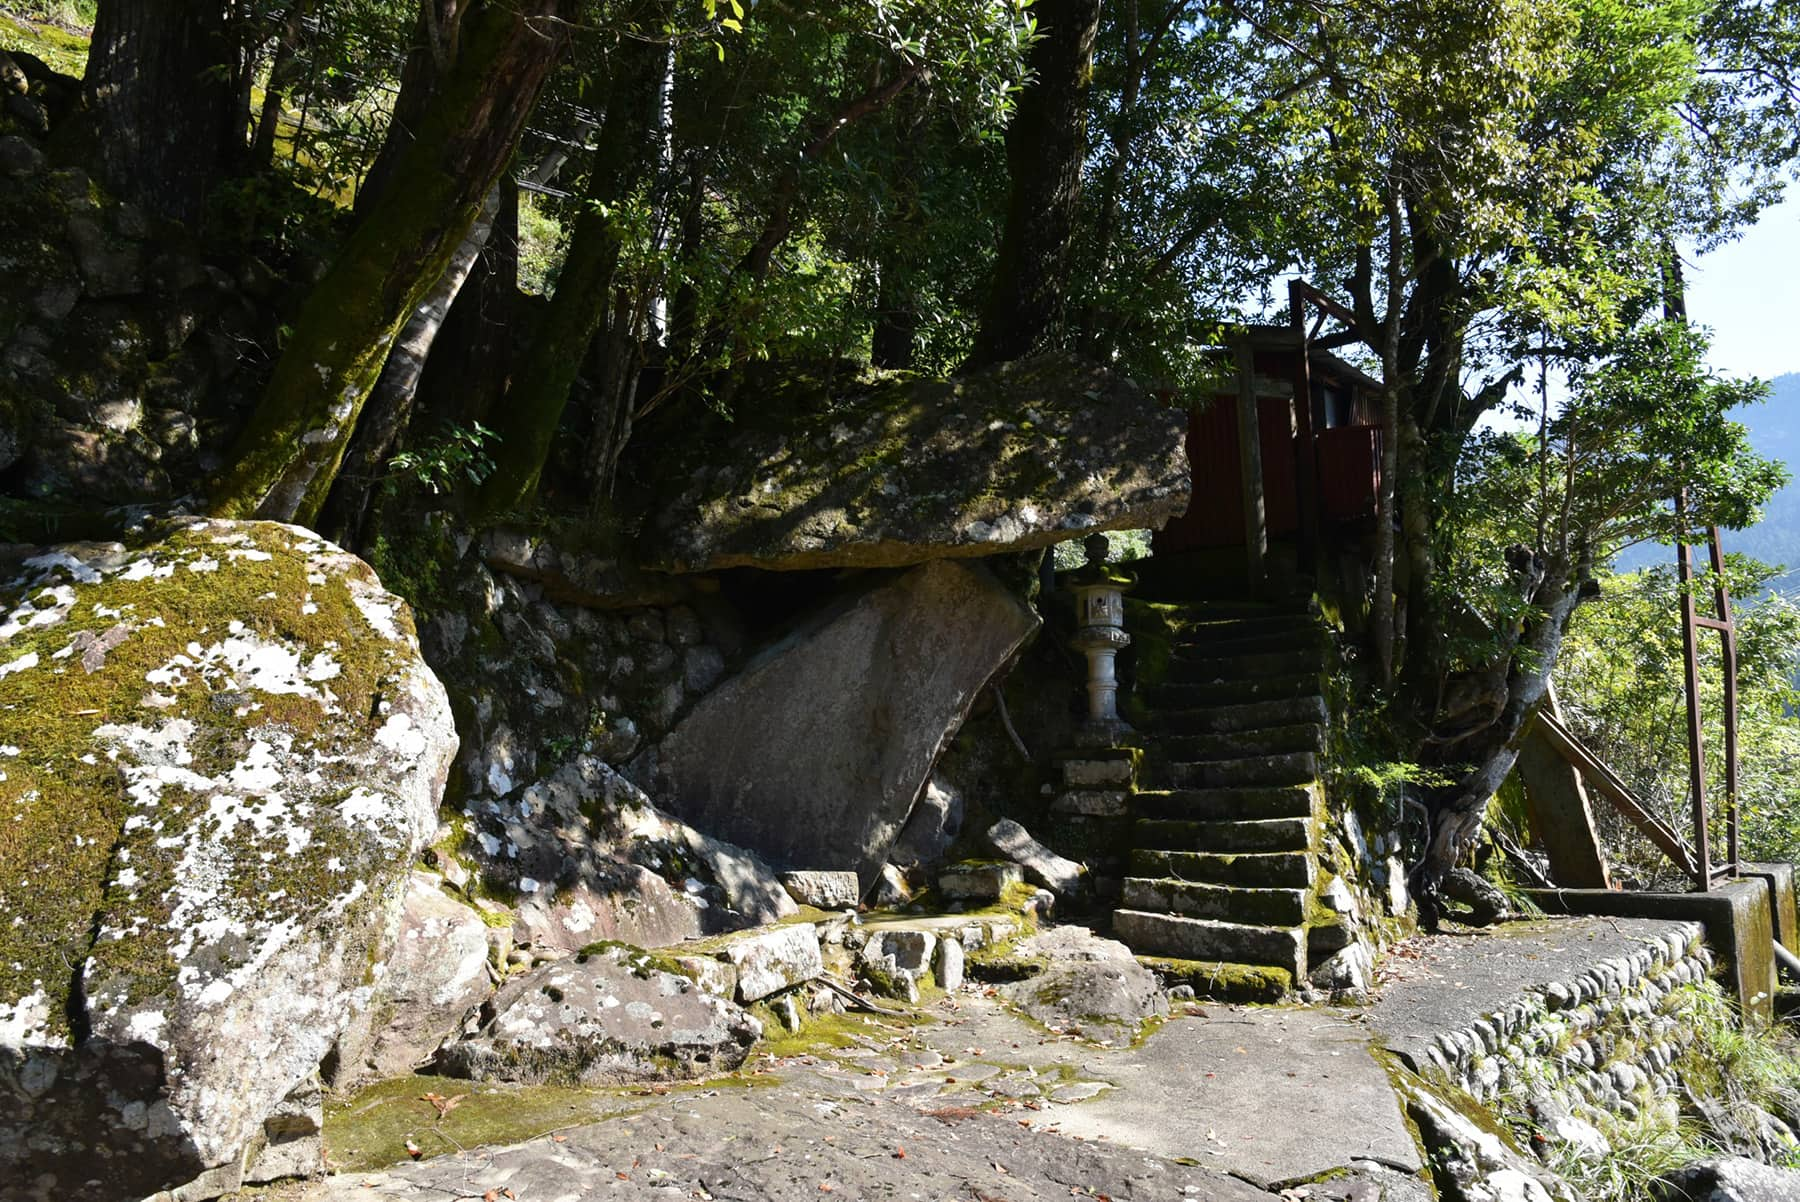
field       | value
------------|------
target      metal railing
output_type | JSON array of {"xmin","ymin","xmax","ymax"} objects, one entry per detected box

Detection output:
[{"xmin": 1674, "ymin": 491, "xmax": 1742, "ymax": 892}]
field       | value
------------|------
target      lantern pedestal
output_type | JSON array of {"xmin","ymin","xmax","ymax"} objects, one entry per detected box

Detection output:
[{"xmin": 1067, "ymin": 534, "xmax": 1135, "ymax": 747}]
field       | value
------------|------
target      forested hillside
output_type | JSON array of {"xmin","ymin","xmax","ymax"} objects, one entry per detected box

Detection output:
[{"xmin": 1616, "ymin": 372, "xmax": 1800, "ymax": 589}]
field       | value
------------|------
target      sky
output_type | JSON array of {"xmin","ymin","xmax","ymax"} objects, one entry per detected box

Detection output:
[{"xmin": 1686, "ymin": 193, "xmax": 1800, "ymax": 382}]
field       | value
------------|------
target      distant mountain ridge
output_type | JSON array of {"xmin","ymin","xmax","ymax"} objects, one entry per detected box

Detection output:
[{"xmin": 1614, "ymin": 372, "xmax": 1800, "ymax": 590}]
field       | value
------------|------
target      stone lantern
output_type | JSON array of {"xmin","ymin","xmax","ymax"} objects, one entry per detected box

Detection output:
[{"xmin": 1068, "ymin": 533, "xmax": 1134, "ymax": 745}]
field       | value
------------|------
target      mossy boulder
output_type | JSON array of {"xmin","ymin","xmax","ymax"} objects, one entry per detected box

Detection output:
[
  {"xmin": 638, "ymin": 352, "xmax": 1191, "ymax": 572},
  {"xmin": 434, "ymin": 943, "xmax": 761, "ymax": 1087},
  {"xmin": 0, "ymin": 518, "xmax": 457, "ymax": 1200}
]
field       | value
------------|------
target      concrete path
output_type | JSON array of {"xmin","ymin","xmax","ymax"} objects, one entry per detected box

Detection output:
[
  {"xmin": 1040, "ymin": 1007, "xmax": 1423, "ymax": 1188},
  {"xmin": 1365, "ymin": 916, "xmax": 1689, "ymax": 1067}
]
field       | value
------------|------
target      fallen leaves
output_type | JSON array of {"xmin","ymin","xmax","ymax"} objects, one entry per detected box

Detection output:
[{"xmin": 420, "ymin": 1091, "xmax": 465, "ymax": 1119}]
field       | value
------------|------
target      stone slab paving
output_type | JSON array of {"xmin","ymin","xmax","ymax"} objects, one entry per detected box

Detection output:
[{"xmin": 1364, "ymin": 915, "xmax": 1691, "ymax": 1068}]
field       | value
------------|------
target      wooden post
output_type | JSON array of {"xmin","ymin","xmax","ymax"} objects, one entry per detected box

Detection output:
[
  {"xmin": 1233, "ymin": 337, "xmax": 1267, "ymax": 598},
  {"xmin": 1288, "ymin": 281, "xmax": 1321, "ymax": 576}
]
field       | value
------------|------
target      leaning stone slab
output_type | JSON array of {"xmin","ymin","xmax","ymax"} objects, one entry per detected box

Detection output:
[
  {"xmin": 645, "ymin": 560, "xmax": 1038, "ymax": 884},
  {"xmin": 781, "ymin": 870, "xmax": 861, "ymax": 910},
  {"xmin": 939, "ymin": 861, "xmax": 1024, "ymax": 901},
  {"xmin": 987, "ymin": 819, "xmax": 1086, "ymax": 897},
  {"xmin": 723, "ymin": 923, "xmax": 825, "ymax": 1003},
  {"xmin": 639, "ymin": 352, "xmax": 1191, "ymax": 572},
  {"xmin": 436, "ymin": 945, "xmax": 760, "ymax": 1086},
  {"xmin": 0, "ymin": 519, "xmax": 457, "ymax": 1200}
]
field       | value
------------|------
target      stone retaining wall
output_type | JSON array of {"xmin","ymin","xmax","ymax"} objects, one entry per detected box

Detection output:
[{"xmin": 1411, "ymin": 920, "xmax": 1712, "ymax": 1128}]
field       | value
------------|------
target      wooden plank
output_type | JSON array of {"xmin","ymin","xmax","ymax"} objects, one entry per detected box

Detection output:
[
  {"xmin": 1696, "ymin": 615, "xmax": 1732, "ymax": 633},
  {"xmin": 1533, "ymin": 711, "xmax": 1697, "ymax": 878}
]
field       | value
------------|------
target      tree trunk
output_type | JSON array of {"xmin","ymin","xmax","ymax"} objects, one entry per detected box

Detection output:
[
  {"xmin": 965, "ymin": 0, "xmax": 1101, "ymax": 368},
  {"xmin": 251, "ymin": 5, "xmax": 305, "ymax": 169},
  {"xmin": 316, "ymin": 184, "xmax": 504, "ymax": 546},
  {"xmin": 871, "ymin": 83, "xmax": 928, "ymax": 370},
  {"xmin": 84, "ymin": 0, "xmax": 243, "ymax": 227},
  {"xmin": 1414, "ymin": 572, "xmax": 1585, "ymax": 924},
  {"xmin": 207, "ymin": 0, "xmax": 565, "ymax": 525},
  {"xmin": 476, "ymin": 25, "xmax": 665, "ymax": 516},
  {"xmin": 1371, "ymin": 187, "xmax": 1404, "ymax": 686},
  {"xmin": 358, "ymin": 0, "xmax": 463, "ymax": 216}
]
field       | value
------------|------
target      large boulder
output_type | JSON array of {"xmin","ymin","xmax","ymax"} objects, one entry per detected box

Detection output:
[
  {"xmin": 436, "ymin": 944, "xmax": 761, "ymax": 1086},
  {"xmin": 454, "ymin": 755, "xmax": 795, "ymax": 958},
  {"xmin": 0, "ymin": 519, "xmax": 456, "ymax": 1200},
  {"xmin": 640, "ymin": 559, "xmax": 1040, "ymax": 885},
  {"xmin": 639, "ymin": 353, "xmax": 1191, "ymax": 572}
]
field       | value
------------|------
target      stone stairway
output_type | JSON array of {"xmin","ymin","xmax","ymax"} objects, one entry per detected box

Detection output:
[{"xmin": 1111, "ymin": 602, "xmax": 1328, "ymax": 999}]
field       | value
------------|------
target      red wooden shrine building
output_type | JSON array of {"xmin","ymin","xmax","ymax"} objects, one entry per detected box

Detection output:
[{"xmin": 1153, "ymin": 285, "xmax": 1385, "ymax": 591}]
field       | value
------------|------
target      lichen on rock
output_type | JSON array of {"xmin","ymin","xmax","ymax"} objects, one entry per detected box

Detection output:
[{"xmin": 0, "ymin": 517, "xmax": 456, "ymax": 1199}]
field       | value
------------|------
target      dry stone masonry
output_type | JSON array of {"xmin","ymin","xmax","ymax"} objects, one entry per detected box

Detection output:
[{"xmin": 1406, "ymin": 922, "xmax": 1709, "ymax": 1127}]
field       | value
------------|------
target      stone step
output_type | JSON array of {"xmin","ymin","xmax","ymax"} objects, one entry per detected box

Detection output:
[
  {"xmin": 1112, "ymin": 910, "xmax": 1306, "ymax": 980},
  {"xmin": 1174, "ymin": 612, "xmax": 1318, "ymax": 639},
  {"xmin": 1133, "ymin": 816, "xmax": 1316, "ymax": 855},
  {"xmin": 1121, "ymin": 877, "xmax": 1308, "ymax": 926},
  {"xmin": 1159, "ymin": 751, "xmax": 1317, "ymax": 790},
  {"xmin": 1168, "ymin": 628, "xmax": 1324, "ymax": 657},
  {"xmin": 1159, "ymin": 724, "xmax": 1324, "ymax": 760},
  {"xmin": 1133, "ymin": 785, "xmax": 1318, "ymax": 822},
  {"xmin": 1128, "ymin": 848, "xmax": 1315, "ymax": 889},
  {"xmin": 1156, "ymin": 695, "xmax": 1329, "ymax": 736},
  {"xmin": 1134, "ymin": 956, "xmax": 1292, "ymax": 1003},
  {"xmin": 1146, "ymin": 675, "xmax": 1319, "ymax": 709},
  {"xmin": 1165, "ymin": 648, "xmax": 1321, "ymax": 682}
]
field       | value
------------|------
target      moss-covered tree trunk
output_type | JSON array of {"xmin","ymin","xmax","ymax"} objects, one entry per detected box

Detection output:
[
  {"xmin": 476, "ymin": 22, "xmax": 667, "ymax": 517},
  {"xmin": 318, "ymin": 184, "xmax": 503, "ymax": 546},
  {"xmin": 965, "ymin": 0, "xmax": 1101, "ymax": 368},
  {"xmin": 83, "ymin": 0, "xmax": 243, "ymax": 228},
  {"xmin": 207, "ymin": 0, "xmax": 565, "ymax": 525}
]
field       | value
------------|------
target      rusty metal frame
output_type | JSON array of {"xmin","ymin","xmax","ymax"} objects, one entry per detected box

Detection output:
[{"xmin": 1674, "ymin": 490, "xmax": 1741, "ymax": 892}]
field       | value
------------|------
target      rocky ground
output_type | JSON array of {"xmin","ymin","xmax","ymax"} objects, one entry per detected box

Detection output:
[
  {"xmin": 288, "ymin": 986, "xmax": 1421, "ymax": 1202},
  {"xmin": 256, "ymin": 915, "xmax": 1800, "ymax": 1202}
]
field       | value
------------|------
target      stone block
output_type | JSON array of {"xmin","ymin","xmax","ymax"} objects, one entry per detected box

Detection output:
[
  {"xmin": 939, "ymin": 860, "xmax": 1023, "ymax": 901},
  {"xmin": 1051, "ymin": 789, "xmax": 1131, "ymax": 817},
  {"xmin": 935, "ymin": 936, "xmax": 965, "ymax": 993},
  {"xmin": 1059, "ymin": 756, "xmax": 1136, "ymax": 789},
  {"xmin": 866, "ymin": 929, "xmax": 936, "ymax": 975},
  {"xmin": 987, "ymin": 819, "xmax": 1086, "ymax": 897},
  {"xmin": 724, "ymin": 923, "xmax": 824, "ymax": 1002},
  {"xmin": 672, "ymin": 955, "xmax": 739, "ymax": 999},
  {"xmin": 781, "ymin": 870, "xmax": 861, "ymax": 910}
]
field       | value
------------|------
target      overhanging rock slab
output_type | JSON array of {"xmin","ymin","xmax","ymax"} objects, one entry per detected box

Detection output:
[
  {"xmin": 638, "ymin": 352, "xmax": 1190, "ymax": 573},
  {"xmin": 641, "ymin": 559, "xmax": 1039, "ymax": 885}
]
